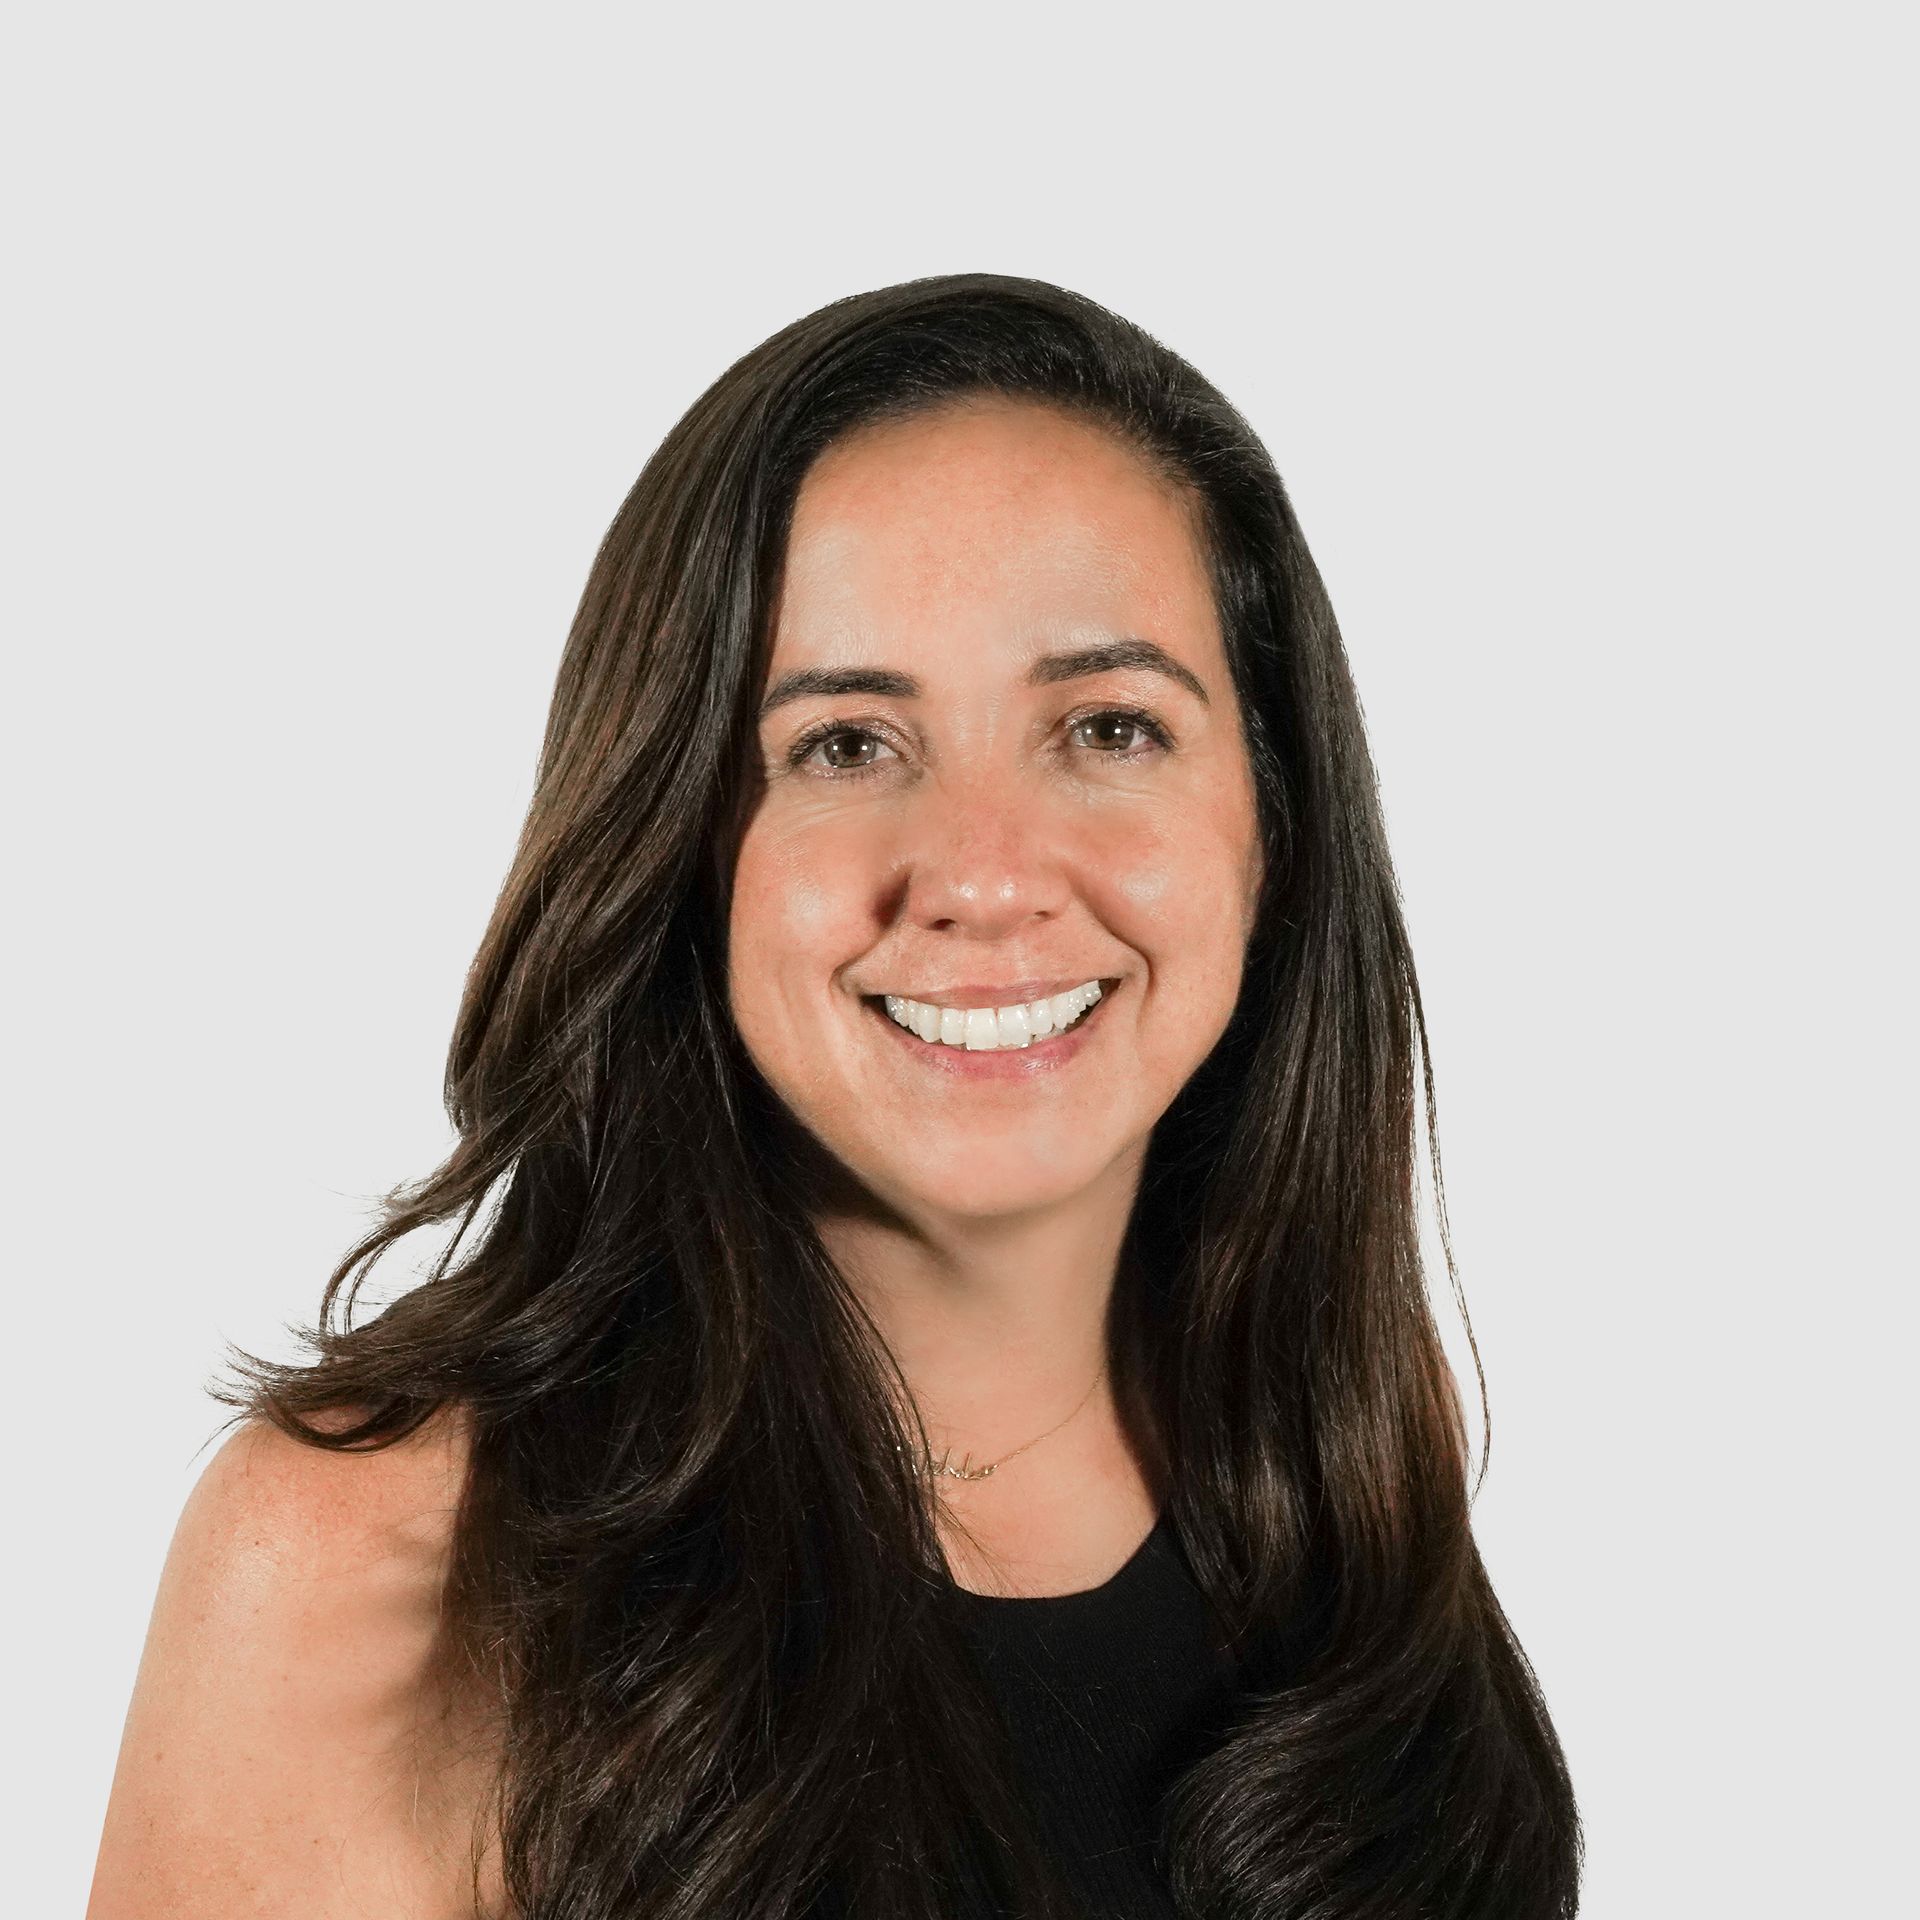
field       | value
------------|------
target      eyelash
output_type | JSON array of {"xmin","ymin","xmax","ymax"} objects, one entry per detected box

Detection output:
[{"xmin": 784, "ymin": 705, "xmax": 1176, "ymax": 780}]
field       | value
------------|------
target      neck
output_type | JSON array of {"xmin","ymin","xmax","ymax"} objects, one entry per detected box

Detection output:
[
  {"xmin": 810, "ymin": 1144, "xmax": 1167, "ymax": 1551},
  {"xmin": 811, "ymin": 1147, "xmax": 1168, "ymax": 1580},
  {"xmin": 837, "ymin": 1213, "xmax": 1113, "ymax": 1443},
  {"xmin": 817, "ymin": 1163, "xmax": 1132, "ymax": 1460}
]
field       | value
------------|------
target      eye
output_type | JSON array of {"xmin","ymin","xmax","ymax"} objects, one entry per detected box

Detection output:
[
  {"xmin": 1066, "ymin": 706, "xmax": 1174, "ymax": 759},
  {"xmin": 787, "ymin": 723, "xmax": 898, "ymax": 778},
  {"xmin": 782, "ymin": 704, "xmax": 1174, "ymax": 781}
]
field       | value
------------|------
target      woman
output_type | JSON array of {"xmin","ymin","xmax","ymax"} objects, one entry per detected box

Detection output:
[{"xmin": 89, "ymin": 274, "xmax": 1582, "ymax": 1919}]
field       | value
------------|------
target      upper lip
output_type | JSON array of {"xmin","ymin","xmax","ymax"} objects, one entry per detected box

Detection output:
[{"xmin": 863, "ymin": 976, "xmax": 1117, "ymax": 1009}]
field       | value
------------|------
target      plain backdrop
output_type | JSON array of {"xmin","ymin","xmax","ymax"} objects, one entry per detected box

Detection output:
[{"xmin": 6, "ymin": 4, "xmax": 1910, "ymax": 1913}]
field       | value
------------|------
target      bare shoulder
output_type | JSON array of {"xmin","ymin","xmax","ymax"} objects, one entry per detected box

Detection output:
[
  {"xmin": 88, "ymin": 1405, "xmax": 506, "ymax": 1920},
  {"xmin": 185, "ymin": 1402, "xmax": 472, "ymax": 1585}
]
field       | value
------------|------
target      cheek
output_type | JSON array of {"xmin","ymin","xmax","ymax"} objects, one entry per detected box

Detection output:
[
  {"xmin": 1095, "ymin": 812, "xmax": 1254, "ymax": 1026},
  {"xmin": 731, "ymin": 825, "xmax": 850, "ymax": 963},
  {"xmin": 1116, "ymin": 863, "xmax": 1172, "ymax": 911},
  {"xmin": 770, "ymin": 868, "xmax": 839, "ymax": 945},
  {"xmin": 1100, "ymin": 819, "xmax": 1231, "ymax": 936}
]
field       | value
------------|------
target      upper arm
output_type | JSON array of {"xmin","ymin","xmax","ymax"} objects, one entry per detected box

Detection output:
[{"xmin": 87, "ymin": 1410, "xmax": 497, "ymax": 1920}]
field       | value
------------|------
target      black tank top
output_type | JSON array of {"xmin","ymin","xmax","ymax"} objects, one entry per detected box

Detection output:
[{"xmin": 946, "ymin": 1514, "xmax": 1241, "ymax": 1919}]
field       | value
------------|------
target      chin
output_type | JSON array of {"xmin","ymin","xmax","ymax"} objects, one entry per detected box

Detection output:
[{"xmin": 851, "ymin": 1136, "xmax": 1125, "ymax": 1224}]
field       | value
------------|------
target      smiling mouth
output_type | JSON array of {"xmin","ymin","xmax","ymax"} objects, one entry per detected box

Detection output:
[{"xmin": 861, "ymin": 979, "xmax": 1121, "ymax": 1052}]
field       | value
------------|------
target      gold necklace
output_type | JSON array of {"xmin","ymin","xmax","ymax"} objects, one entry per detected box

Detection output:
[{"xmin": 895, "ymin": 1364, "xmax": 1108, "ymax": 1481}]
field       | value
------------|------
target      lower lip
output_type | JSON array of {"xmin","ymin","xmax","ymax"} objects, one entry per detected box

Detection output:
[{"xmin": 862, "ymin": 985, "xmax": 1119, "ymax": 1079}]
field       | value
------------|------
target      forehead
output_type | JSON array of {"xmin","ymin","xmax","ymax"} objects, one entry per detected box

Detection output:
[{"xmin": 773, "ymin": 398, "xmax": 1215, "ymax": 654}]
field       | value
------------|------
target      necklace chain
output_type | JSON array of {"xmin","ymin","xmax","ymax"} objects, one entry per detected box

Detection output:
[{"xmin": 894, "ymin": 1363, "xmax": 1109, "ymax": 1482}]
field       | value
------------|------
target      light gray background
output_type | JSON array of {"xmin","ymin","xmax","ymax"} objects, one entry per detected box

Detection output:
[{"xmin": 7, "ymin": 5, "xmax": 1909, "ymax": 1913}]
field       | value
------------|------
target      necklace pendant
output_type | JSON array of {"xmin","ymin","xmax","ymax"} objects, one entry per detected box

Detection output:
[
  {"xmin": 940, "ymin": 1452, "xmax": 996, "ymax": 1481},
  {"xmin": 897, "ymin": 1443, "xmax": 1000, "ymax": 1481}
]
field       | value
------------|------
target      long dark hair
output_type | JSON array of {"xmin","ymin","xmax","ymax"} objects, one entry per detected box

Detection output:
[{"xmin": 222, "ymin": 272, "xmax": 1581, "ymax": 1918}]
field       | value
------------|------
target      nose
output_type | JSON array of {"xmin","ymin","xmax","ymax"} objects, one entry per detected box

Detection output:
[{"xmin": 890, "ymin": 774, "xmax": 1072, "ymax": 940}]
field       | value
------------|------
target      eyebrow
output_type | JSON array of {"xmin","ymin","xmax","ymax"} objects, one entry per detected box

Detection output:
[{"xmin": 757, "ymin": 637, "xmax": 1211, "ymax": 718}]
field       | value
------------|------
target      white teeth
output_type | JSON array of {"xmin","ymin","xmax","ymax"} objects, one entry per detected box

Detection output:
[{"xmin": 878, "ymin": 980, "xmax": 1105, "ymax": 1050}]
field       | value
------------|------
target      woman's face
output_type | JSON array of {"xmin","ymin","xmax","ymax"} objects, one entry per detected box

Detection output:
[{"xmin": 728, "ymin": 396, "xmax": 1263, "ymax": 1226}]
